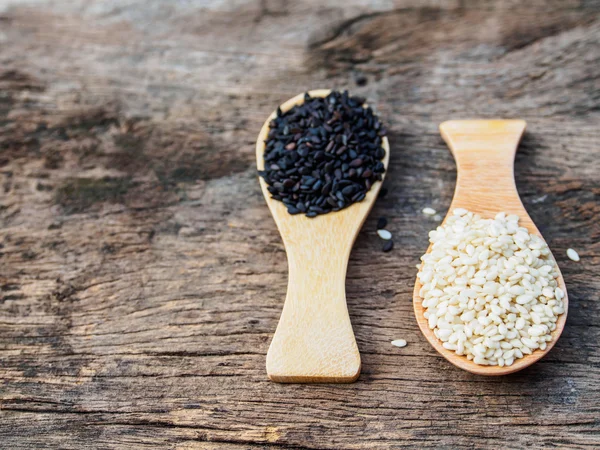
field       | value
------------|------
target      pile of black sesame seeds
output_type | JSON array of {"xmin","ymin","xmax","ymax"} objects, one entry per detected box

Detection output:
[{"xmin": 259, "ymin": 90, "xmax": 387, "ymax": 217}]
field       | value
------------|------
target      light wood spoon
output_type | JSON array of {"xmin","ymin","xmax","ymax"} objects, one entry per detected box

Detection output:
[
  {"xmin": 256, "ymin": 89, "xmax": 390, "ymax": 383},
  {"xmin": 413, "ymin": 120, "xmax": 568, "ymax": 375}
]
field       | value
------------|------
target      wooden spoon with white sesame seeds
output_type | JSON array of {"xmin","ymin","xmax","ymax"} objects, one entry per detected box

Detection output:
[
  {"xmin": 413, "ymin": 120, "xmax": 568, "ymax": 375},
  {"xmin": 256, "ymin": 89, "xmax": 389, "ymax": 383}
]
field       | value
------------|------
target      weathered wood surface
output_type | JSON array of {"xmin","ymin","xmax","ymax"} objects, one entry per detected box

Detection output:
[{"xmin": 1, "ymin": 0, "xmax": 599, "ymax": 448}]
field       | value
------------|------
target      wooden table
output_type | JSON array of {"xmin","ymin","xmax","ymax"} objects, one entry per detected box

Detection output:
[{"xmin": 1, "ymin": 1, "xmax": 599, "ymax": 448}]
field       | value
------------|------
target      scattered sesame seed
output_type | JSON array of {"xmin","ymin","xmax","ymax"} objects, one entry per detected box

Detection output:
[
  {"xmin": 377, "ymin": 229, "xmax": 392, "ymax": 240},
  {"xmin": 433, "ymin": 214, "xmax": 442, "ymax": 221},
  {"xmin": 422, "ymin": 207, "xmax": 436, "ymax": 215},
  {"xmin": 377, "ymin": 217, "xmax": 388, "ymax": 229},
  {"xmin": 391, "ymin": 339, "xmax": 407, "ymax": 348},
  {"xmin": 566, "ymin": 248, "xmax": 580, "ymax": 262},
  {"xmin": 382, "ymin": 240, "xmax": 394, "ymax": 252}
]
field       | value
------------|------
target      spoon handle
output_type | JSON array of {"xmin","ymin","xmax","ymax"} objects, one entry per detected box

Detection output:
[
  {"xmin": 266, "ymin": 226, "xmax": 361, "ymax": 383},
  {"xmin": 440, "ymin": 120, "xmax": 529, "ymax": 222}
]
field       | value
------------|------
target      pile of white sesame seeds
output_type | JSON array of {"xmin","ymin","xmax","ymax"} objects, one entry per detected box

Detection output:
[{"xmin": 417, "ymin": 208, "xmax": 565, "ymax": 367}]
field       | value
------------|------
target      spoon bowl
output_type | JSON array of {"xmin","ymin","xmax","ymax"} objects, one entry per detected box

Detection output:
[
  {"xmin": 257, "ymin": 89, "xmax": 390, "ymax": 382},
  {"xmin": 413, "ymin": 120, "xmax": 568, "ymax": 375}
]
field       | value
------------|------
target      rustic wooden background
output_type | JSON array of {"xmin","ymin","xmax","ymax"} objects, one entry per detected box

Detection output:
[{"xmin": 1, "ymin": 0, "xmax": 599, "ymax": 448}]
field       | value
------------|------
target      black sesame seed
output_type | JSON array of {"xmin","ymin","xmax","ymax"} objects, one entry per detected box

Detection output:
[
  {"xmin": 341, "ymin": 185, "xmax": 356, "ymax": 196},
  {"xmin": 355, "ymin": 74, "xmax": 368, "ymax": 86},
  {"xmin": 377, "ymin": 217, "xmax": 388, "ymax": 229},
  {"xmin": 336, "ymin": 145, "xmax": 347, "ymax": 155},
  {"xmin": 382, "ymin": 240, "xmax": 394, "ymax": 252},
  {"xmin": 351, "ymin": 191, "xmax": 366, "ymax": 202}
]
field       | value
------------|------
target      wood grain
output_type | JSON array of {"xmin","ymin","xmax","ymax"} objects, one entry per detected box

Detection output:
[
  {"xmin": 413, "ymin": 120, "xmax": 569, "ymax": 375},
  {"xmin": 257, "ymin": 90, "xmax": 390, "ymax": 383},
  {"xmin": 0, "ymin": 0, "xmax": 599, "ymax": 448}
]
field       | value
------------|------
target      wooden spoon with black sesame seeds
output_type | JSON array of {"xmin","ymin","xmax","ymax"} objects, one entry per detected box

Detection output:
[
  {"xmin": 256, "ymin": 89, "xmax": 389, "ymax": 383},
  {"xmin": 413, "ymin": 120, "xmax": 568, "ymax": 376}
]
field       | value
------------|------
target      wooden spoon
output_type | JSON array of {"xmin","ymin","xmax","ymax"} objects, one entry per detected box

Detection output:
[
  {"xmin": 256, "ymin": 89, "xmax": 390, "ymax": 383},
  {"xmin": 413, "ymin": 120, "xmax": 568, "ymax": 375}
]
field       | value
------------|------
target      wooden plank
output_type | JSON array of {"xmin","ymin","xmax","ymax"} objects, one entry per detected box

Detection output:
[{"xmin": 1, "ymin": 0, "xmax": 599, "ymax": 448}]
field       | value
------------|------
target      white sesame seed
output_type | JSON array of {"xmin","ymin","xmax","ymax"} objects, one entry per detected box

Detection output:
[
  {"xmin": 422, "ymin": 207, "xmax": 437, "ymax": 216},
  {"xmin": 566, "ymin": 248, "xmax": 580, "ymax": 262},
  {"xmin": 377, "ymin": 229, "xmax": 392, "ymax": 240},
  {"xmin": 391, "ymin": 339, "xmax": 407, "ymax": 348}
]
